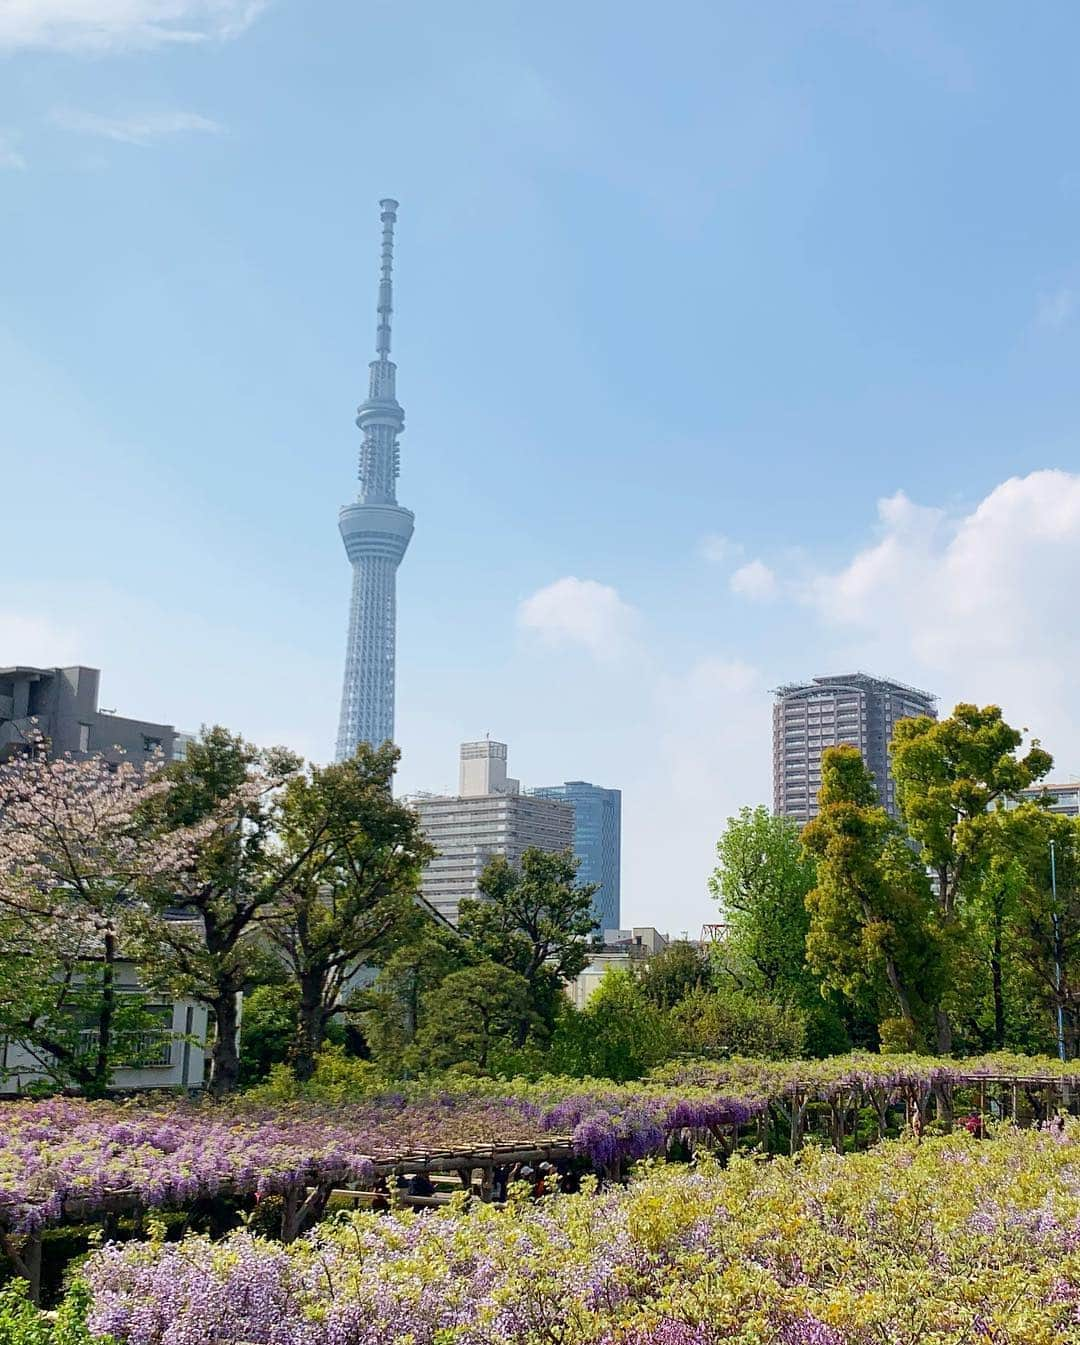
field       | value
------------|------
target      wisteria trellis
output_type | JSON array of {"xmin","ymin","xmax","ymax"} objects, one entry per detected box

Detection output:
[
  {"xmin": 82, "ymin": 1123, "xmax": 1080, "ymax": 1345},
  {"xmin": 4, "ymin": 1051, "xmax": 1080, "ymax": 1237}
]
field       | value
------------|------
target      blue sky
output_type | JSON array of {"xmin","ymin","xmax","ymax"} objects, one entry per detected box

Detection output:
[{"xmin": 3, "ymin": 0, "xmax": 1080, "ymax": 933}]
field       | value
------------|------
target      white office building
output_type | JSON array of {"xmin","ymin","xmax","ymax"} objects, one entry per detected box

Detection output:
[
  {"xmin": 409, "ymin": 741, "xmax": 574, "ymax": 924},
  {"xmin": 1015, "ymin": 782, "xmax": 1080, "ymax": 816}
]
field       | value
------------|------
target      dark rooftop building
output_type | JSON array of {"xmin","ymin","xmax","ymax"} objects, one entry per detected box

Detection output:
[{"xmin": 0, "ymin": 665, "xmax": 176, "ymax": 763}]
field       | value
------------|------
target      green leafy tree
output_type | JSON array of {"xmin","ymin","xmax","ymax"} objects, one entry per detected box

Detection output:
[
  {"xmin": 238, "ymin": 983, "xmax": 327, "ymax": 1086},
  {"xmin": 458, "ymin": 848, "xmax": 597, "ymax": 1045},
  {"xmin": 636, "ymin": 940, "xmax": 712, "ymax": 1009},
  {"xmin": 414, "ymin": 962, "xmax": 532, "ymax": 1072},
  {"xmin": 957, "ymin": 842, "xmax": 1027, "ymax": 1051},
  {"xmin": 890, "ymin": 703, "xmax": 1052, "ymax": 1052},
  {"xmin": 803, "ymin": 746, "xmax": 941, "ymax": 1048},
  {"xmin": 998, "ymin": 808, "xmax": 1080, "ymax": 1057},
  {"xmin": 711, "ymin": 806, "xmax": 817, "ymax": 995},
  {"xmin": 263, "ymin": 744, "xmax": 434, "ymax": 1081},
  {"xmin": 134, "ymin": 727, "xmax": 302, "ymax": 1096},
  {"xmin": 551, "ymin": 970, "xmax": 671, "ymax": 1080},
  {"xmin": 360, "ymin": 916, "xmax": 465, "ymax": 1073},
  {"xmin": 710, "ymin": 805, "xmax": 847, "ymax": 1053}
]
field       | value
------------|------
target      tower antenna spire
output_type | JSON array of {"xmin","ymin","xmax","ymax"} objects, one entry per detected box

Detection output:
[
  {"xmin": 375, "ymin": 197, "xmax": 398, "ymax": 358},
  {"xmin": 335, "ymin": 198, "xmax": 415, "ymax": 761}
]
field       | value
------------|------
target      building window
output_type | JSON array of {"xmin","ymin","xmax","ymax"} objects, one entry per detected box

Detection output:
[
  {"xmin": 78, "ymin": 724, "xmax": 91, "ymax": 752},
  {"xmin": 143, "ymin": 735, "xmax": 163, "ymax": 754}
]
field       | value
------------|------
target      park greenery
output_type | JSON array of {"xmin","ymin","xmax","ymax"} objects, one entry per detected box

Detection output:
[
  {"xmin": 4, "ymin": 699, "xmax": 1080, "ymax": 1341},
  {"xmin": 0, "ymin": 701, "xmax": 1076, "ymax": 1100}
]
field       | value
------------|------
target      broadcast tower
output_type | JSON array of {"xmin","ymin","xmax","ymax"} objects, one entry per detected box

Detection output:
[{"xmin": 335, "ymin": 199, "xmax": 414, "ymax": 759}]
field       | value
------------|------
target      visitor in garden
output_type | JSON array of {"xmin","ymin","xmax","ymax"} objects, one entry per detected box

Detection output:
[
  {"xmin": 492, "ymin": 1164, "xmax": 510, "ymax": 1200},
  {"xmin": 534, "ymin": 1162, "xmax": 556, "ymax": 1197},
  {"xmin": 557, "ymin": 1163, "xmax": 581, "ymax": 1195},
  {"xmin": 407, "ymin": 1171, "xmax": 436, "ymax": 1198},
  {"xmin": 370, "ymin": 1176, "xmax": 391, "ymax": 1213},
  {"xmin": 666, "ymin": 1128, "xmax": 693, "ymax": 1163}
]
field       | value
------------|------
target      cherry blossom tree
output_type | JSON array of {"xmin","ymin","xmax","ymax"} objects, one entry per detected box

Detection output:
[{"xmin": 0, "ymin": 735, "xmax": 205, "ymax": 1096}]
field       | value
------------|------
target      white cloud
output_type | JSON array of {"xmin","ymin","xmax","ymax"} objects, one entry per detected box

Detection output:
[
  {"xmin": 644, "ymin": 656, "xmax": 771, "ymax": 925},
  {"xmin": 50, "ymin": 107, "xmax": 221, "ymax": 145},
  {"xmin": 0, "ymin": 1, "xmax": 267, "ymax": 53},
  {"xmin": 730, "ymin": 558, "xmax": 778, "ymax": 601},
  {"xmin": 1037, "ymin": 287, "xmax": 1075, "ymax": 331},
  {"xmin": 0, "ymin": 132, "xmax": 26, "ymax": 169},
  {"xmin": 698, "ymin": 532, "xmax": 743, "ymax": 565},
  {"xmin": 517, "ymin": 576, "xmax": 639, "ymax": 661},
  {"xmin": 806, "ymin": 469, "xmax": 1080, "ymax": 764}
]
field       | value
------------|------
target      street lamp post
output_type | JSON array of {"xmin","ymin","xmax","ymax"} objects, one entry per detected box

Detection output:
[{"xmin": 1051, "ymin": 838, "xmax": 1066, "ymax": 1062}]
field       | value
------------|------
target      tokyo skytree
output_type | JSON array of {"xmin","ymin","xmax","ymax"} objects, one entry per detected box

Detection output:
[{"xmin": 335, "ymin": 199, "xmax": 414, "ymax": 759}]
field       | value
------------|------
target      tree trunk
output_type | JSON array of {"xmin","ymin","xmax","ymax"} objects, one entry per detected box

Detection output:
[
  {"xmin": 209, "ymin": 990, "xmax": 242, "ymax": 1097},
  {"xmin": 933, "ymin": 1081, "xmax": 953, "ymax": 1130},
  {"xmin": 91, "ymin": 927, "xmax": 118, "ymax": 1099},
  {"xmin": 935, "ymin": 1007, "xmax": 953, "ymax": 1055},
  {"xmin": 861, "ymin": 896, "xmax": 915, "ymax": 1031},
  {"xmin": 292, "ymin": 972, "xmax": 325, "ymax": 1082},
  {"xmin": 883, "ymin": 957, "xmax": 915, "ymax": 1028},
  {"xmin": 991, "ymin": 923, "xmax": 1006, "ymax": 1049}
]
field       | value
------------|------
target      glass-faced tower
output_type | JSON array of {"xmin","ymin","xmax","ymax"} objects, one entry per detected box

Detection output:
[{"xmin": 335, "ymin": 199, "xmax": 414, "ymax": 758}]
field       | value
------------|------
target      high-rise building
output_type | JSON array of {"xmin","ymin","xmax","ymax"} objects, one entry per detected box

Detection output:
[
  {"xmin": 1014, "ymin": 783, "xmax": 1080, "ymax": 817},
  {"xmin": 528, "ymin": 780, "xmax": 621, "ymax": 931},
  {"xmin": 408, "ymin": 741, "xmax": 575, "ymax": 924},
  {"xmin": 0, "ymin": 665, "xmax": 176, "ymax": 762},
  {"xmin": 773, "ymin": 673, "xmax": 936, "ymax": 823},
  {"xmin": 335, "ymin": 199, "xmax": 414, "ymax": 759}
]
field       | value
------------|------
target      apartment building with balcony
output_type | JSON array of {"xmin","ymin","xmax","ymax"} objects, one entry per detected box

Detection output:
[{"xmin": 773, "ymin": 672, "xmax": 937, "ymax": 823}]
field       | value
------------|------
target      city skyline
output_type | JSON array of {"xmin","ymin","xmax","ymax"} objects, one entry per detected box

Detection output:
[{"xmin": 4, "ymin": 2, "xmax": 1080, "ymax": 933}]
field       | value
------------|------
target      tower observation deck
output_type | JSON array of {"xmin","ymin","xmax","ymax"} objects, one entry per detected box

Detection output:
[{"xmin": 335, "ymin": 199, "xmax": 414, "ymax": 759}]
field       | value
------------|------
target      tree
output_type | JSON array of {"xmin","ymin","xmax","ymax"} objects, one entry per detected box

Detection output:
[
  {"xmin": 361, "ymin": 917, "xmax": 464, "ymax": 1073},
  {"xmin": 636, "ymin": 940, "xmax": 712, "ymax": 1009},
  {"xmin": 710, "ymin": 807, "xmax": 817, "ymax": 997},
  {"xmin": 414, "ymin": 963, "xmax": 531, "ymax": 1072},
  {"xmin": 134, "ymin": 727, "xmax": 301, "ymax": 1096},
  {"xmin": 669, "ymin": 985, "xmax": 807, "ymax": 1060},
  {"xmin": 996, "ymin": 807, "xmax": 1080, "ymax": 1057},
  {"xmin": 237, "ymin": 982, "xmax": 298, "ymax": 1086},
  {"xmin": 458, "ymin": 848, "xmax": 597, "ymax": 1045},
  {"xmin": 263, "ymin": 744, "xmax": 433, "ymax": 1081},
  {"xmin": 890, "ymin": 703, "xmax": 1052, "ymax": 1052},
  {"xmin": 0, "ymin": 738, "xmax": 201, "ymax": 1096},
  {"xmin": 709, "ymin": 806, "xmax": 848, "ymax": 1054},
  {"xmin": 552, "ymin": 970, "xmax": 671, "ymax": 1081},
  {"xmin": 961, "ymin": 841, "xmax": 1027, "ymax": 1051},
  {"xmin": 803, "ymin": 746, "xmax": 941, "ymax": 1048}
]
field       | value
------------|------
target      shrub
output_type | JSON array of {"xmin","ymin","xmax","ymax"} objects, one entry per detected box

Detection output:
[{"xmin": 670, "ymin": 985, "xmax": 807, "ymax": 1059}]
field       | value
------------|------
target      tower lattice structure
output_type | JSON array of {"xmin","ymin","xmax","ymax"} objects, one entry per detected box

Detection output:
[{"xmin": 335, "ymin": 199, "xmax": 414, "ymax": 759}]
